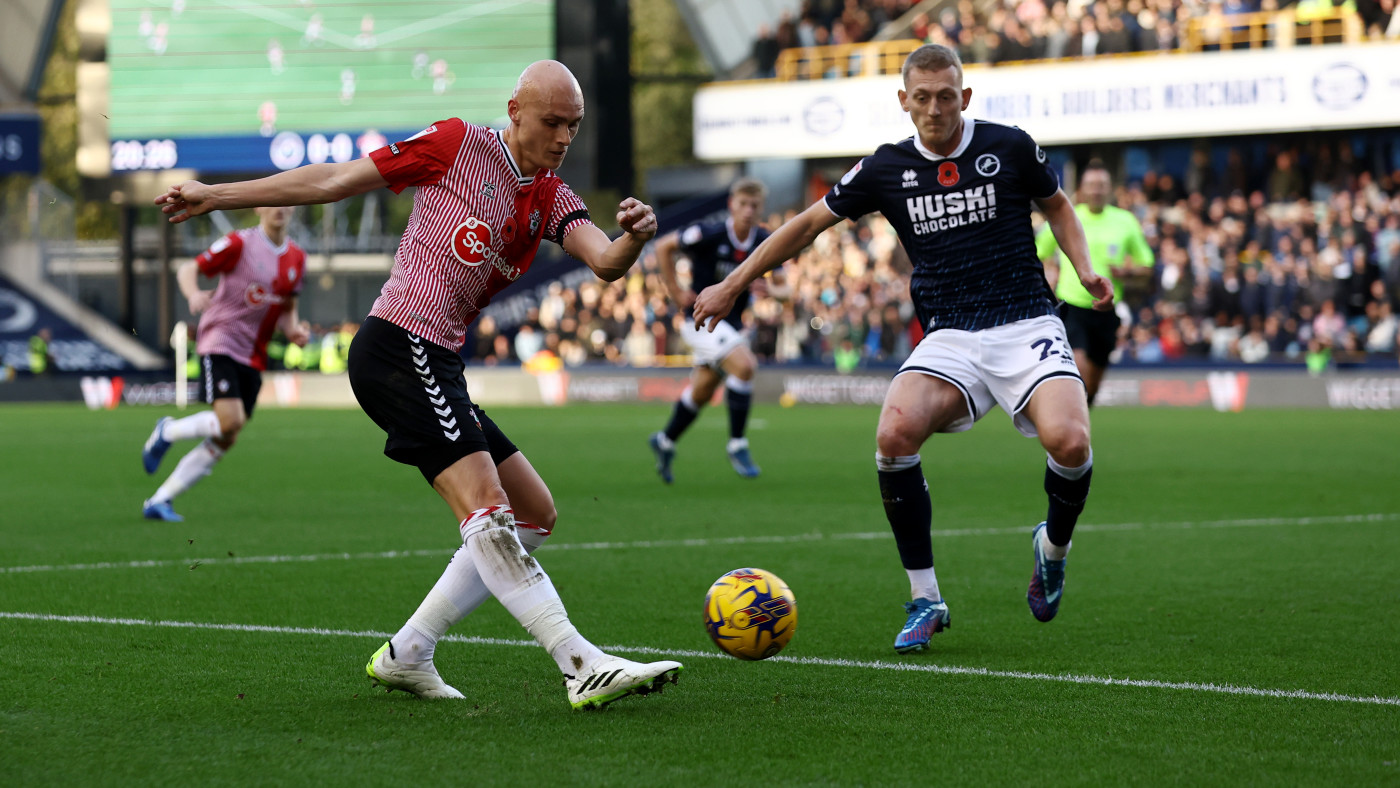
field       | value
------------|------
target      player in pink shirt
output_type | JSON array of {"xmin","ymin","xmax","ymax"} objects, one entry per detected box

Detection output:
[
  {"xmin": 153, "ymin": 61, "xmax": 682, "ymax": 710},
  {"xmin": 140, "ymin": 206, "xmax": 310, "ymax": 522}
]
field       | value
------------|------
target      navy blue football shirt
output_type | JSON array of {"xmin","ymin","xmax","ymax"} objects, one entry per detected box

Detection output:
[
  {"xmin": 678, "ymin": 218, "xmax": 771, "ymax": 329},
  {"xmin": 824, "ymin": 119, "xmax": 1060, "ymax": 332}
]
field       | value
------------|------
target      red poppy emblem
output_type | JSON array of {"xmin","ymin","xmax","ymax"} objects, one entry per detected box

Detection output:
[{"xmin": 937, "ymin": 161, "xmax": 959, "ymax": 187}]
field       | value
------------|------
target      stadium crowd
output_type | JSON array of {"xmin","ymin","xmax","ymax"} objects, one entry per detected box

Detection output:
[
  {"xmin": 748, "ymin": 0, "xmax": 1399, "ymax": 78},
  {"xmin": 232, "ymin": 141, "xmax": 1400, "ymax": 375},
  {"xmin": 453, "ymin": 140, "xmax": 1400, "ymax": 372}
]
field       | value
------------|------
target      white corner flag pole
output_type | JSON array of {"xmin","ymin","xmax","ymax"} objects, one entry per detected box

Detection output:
[{"xmin": 173, "ymin": 321, "xmax": 188, "ymax": 410}]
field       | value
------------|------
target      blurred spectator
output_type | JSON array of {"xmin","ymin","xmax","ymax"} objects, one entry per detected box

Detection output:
[
  {"xmin": 753, "ymin": 24, "xmax": 780, "ymax": 78},
  {"xmin": 749, "ymin": 0, "xmax": 1388, "ymax": 82}
]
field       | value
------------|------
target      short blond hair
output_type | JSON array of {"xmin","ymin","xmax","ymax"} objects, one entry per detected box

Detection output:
[
  {"xmin": 901, "ymin": 44, "xmax": 963, "ymax": 84},
  {"xmin": 730, "ymin": 177, "xmax": 767, "ymax": 200}
]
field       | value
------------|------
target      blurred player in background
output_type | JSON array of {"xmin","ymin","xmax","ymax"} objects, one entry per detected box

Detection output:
[
  {"xmin": 154, "ymin": 60, "xmax": 683, "ymax": 710},
  {"xmin": 694, "ymin": 44, "xmax": 1111, "ymax": 652},
  {"xmin": 1036, "ymin": 159, "xmax": 1154, "ymax": 405},
  {"xmin": 140, "ymin": 206, "xmax": 310, "ymax": 522},
  {"xmin": 649, "ymin": 177, "xmax": 783, "ymax": 482}
]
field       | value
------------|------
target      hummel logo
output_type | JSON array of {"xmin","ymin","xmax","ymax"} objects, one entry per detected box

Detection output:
[{"xmin": 901, "ymin": 169, "xmax": 919, "ymax": 188}]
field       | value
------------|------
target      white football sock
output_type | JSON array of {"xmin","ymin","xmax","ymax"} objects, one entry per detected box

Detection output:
[
  {"xmin": 1040, "ymin": 528, "xmax": 1071, "ymax": 561},
  {"xmin": 724, "ymin": 374, "xmax": 752, "ymax": 394},
  {"xmin": 1047, "ymin": 449, "xmax": 1092, "ymax": 480},
  {"xmin": 679, "ymin": 387, "xmax": 698, "ymax": 412},
  {"xmin": 459, "ymin": 506, "xmax": 605, "ymax": 676},
  {"xmin": 393, "ymin": 522, "xmax": 553, "ymax": 664},
  {"xmin": 907, "ymin": 567, "xmax": 941, "ymax": 603},
  {"xmin": 149, "ymin": 439, "xmax": 224, "ymax": 503},
  {"xmin": 162, "ymin": 411, "xmax": 223, "ymax": 442}
]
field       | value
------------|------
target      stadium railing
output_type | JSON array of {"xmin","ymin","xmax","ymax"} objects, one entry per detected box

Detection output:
[
  {"xmin": 1181, "ymin": 8, "xmax": 1363, "ymax": 51},
  {"xmin": 770, "ymin": 9, "xmax": 1362, "ymax": 81}
]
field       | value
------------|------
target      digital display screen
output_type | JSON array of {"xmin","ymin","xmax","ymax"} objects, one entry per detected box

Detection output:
[{"xmin": 107, "ymin": 0, "xmax": 553, "ymax": 173}]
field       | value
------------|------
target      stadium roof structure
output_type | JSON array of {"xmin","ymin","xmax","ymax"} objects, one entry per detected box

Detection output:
[{"xmin": 0, "ymin": 0, "xmax": 64, "ymax": 107}]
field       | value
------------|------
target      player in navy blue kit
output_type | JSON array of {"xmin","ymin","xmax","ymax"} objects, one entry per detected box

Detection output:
[
  {"xmin": 694, "ymin": 45, "xmax": 1113, "ymax": 653},
  {"xmin": 648, "ymin": 178, "xmax": 775, "ymax": 482}
]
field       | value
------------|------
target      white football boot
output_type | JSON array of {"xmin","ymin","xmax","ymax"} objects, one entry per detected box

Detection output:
[
  {"xmin": 365, "ymin": 641, "xmax": 465, "ymax": 699},
  {"xmin": 565, "ymin": 655, "xmax": 683, "ymax": 710}
]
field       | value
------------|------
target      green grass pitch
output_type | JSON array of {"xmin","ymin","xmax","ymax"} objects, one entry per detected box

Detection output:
[{"xmin": 1, "ymin": 402, "xmax": 1397, "ymax": 785}]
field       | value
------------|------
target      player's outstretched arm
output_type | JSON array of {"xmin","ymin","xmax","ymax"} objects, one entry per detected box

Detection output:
[
  {"xmin": 155, "ymin": 158, "xmax": 390, "ymax": 224},
  {"xmin": 1036, "ymin": 189, "xmax": 1113, "ymax": 311},
  {"xmin": 693, "ymin": 201, "xmax": 839, "ymax": 332},
  {"xmin": 562, "ymin": 197, "xmax": 658, "ymax": 282}
]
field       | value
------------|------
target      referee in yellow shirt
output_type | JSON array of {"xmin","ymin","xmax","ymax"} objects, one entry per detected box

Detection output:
[{"xmin": 1036, "ymin": 160, "xmax": 1155, "ymax": 405}]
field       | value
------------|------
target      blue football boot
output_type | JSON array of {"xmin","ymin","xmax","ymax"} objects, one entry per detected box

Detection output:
[
  {"xmin": 894, "ymin": 598, "xmax": 951, "ymax": 654},
  {"xmin": 648, "ymin": 432, "xmax": 675, "ymax": 484},
  {"xmin": 142, "ymin": 498, "xmax": 184, "ymax": 523},
  {"xmin": 142, "ymin": 416, "xmax": 174, "ymax": 475},
  {"xmin": 726, "ymin": 440, "xmax": 760, "ymax": 479},
  {"xmin": 1027, "ymin": 522, "xmax": 1068, "ymax": 622}
]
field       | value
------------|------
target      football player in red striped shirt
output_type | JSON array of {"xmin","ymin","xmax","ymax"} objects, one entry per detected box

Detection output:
[
  {"xmin": 140, "ymin": 206, "xmax": 310, "ymax": 522},
  {"xmin": 155, "ymin": 61, "xmax": 682, "ymax": 709}
]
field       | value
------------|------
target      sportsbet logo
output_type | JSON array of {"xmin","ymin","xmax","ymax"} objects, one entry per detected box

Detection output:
[
  {"xmin": 450, "ymin": 217, "xmax": 522, "ymax": 280},
  {"xmin": 244, "ymin": 282, "xmax": 284, "ymax": 307},
  {"xmin": 452, "ymin": 217, "xmax": 494, "ymax": 267}
]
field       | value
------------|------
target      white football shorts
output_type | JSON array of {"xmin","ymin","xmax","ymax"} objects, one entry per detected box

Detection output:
[
  {"xmin": 897, "ymin": 314, "xmax": 1083, "ymax": 438},
  {"xmin": 680, "ymin": 318, "xmax": 749, "ymax": 371}
]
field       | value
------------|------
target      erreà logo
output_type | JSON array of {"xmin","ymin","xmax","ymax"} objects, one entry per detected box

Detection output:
[
  {"xmin": 451, "ymin": 217, "xmax": 495, "ymax": 267},
  {"xmin": 901, "ymin": 169, "xmax": 919, "ymax": 188}
]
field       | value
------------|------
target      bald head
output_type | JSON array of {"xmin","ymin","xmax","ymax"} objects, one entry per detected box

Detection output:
[
  {"xmin": 504, "ymin": 60, "xmax": 586, "ymax": 175},
  {"xmin": 512, "ymin": 60, "xmax": 584, "ymax": 109}
]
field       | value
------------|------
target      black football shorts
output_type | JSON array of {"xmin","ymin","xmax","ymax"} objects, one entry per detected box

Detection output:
[
  {"xmin": 202, "ymin": 353, "xmax": 262, "ymax": 417},
  {"xmin": 347, "ymin": 316, "xmax": 519, "ymax": 484},
  {"xmin": 1059, "ymin": 303, "xmax": 1121, "ymax": 368}
]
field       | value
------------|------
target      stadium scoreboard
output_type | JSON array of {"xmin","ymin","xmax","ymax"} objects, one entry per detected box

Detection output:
[{"xmin": 108, "ymin": 0, "xmax": 552, "ymax": 174}]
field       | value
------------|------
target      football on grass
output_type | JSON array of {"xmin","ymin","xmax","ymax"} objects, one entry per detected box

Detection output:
[{"xmin": 703, "ymin": 568, "xmax": 797, "ymax": 660}]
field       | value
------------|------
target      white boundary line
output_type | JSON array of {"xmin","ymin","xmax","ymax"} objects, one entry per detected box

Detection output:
[
  {"xmin": 1, "ymin": 611, "xmax": 1395, "ymax": 707},
  {"xmin": 3, "ymin": 513, "xmax": 1397, "ymax": 575}
]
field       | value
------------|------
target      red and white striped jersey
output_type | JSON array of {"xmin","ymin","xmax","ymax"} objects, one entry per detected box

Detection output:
[
  {"xmin": 194, "ymin": 227, "xmax": 306, "ymax": 371},
  {"xmin": 368, "ymin": 119, "xmax": 593, "ymax": 350}
]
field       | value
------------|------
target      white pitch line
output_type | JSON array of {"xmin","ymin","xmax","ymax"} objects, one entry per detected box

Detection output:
[
  {"xmin": 2, "ymin": 513, "xmax": 1396, "ymax": 576},
  {"xmin": 1, "ymin": 611, "xmax": 1395, "ymax": 708}
]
